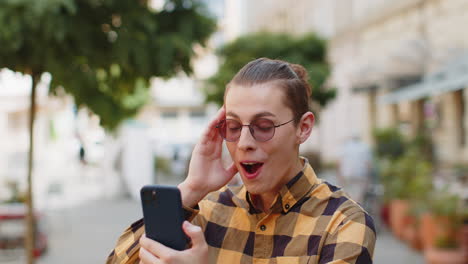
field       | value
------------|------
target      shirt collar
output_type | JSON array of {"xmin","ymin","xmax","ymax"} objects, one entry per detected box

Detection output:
[
  {"xmin": 277, "ymin": 158, "xmax": 318, "ymax": 213},
  {"xmin": 233, "ymin": 157, "xmax": 318, "ymax": 214}
]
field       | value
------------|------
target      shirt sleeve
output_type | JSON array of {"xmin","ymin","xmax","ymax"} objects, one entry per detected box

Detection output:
[
  {"xmin": 319, "ymin": 211, "xmax": 376, "ymax": 264},
  {"xmin": 106, "ymin": 206, "xmax": 200, "ymax": 264},
  {"xmin": 183, "ymin": 204, "xmax": 200, "ymax": 221},
  {"xmin": 106, "ymin": 218, "xmax": 144, "ymax": 264}
]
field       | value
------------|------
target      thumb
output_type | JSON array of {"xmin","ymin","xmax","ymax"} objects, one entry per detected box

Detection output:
[
  {"xmin": 225, "ymin": 162, "xmax": 238, "ymax": 178},
  {"xmin": 183, "ymin": 221, "xmax": 206, "ymax": 248}
]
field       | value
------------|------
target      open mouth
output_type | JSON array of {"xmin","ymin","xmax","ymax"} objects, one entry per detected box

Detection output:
[{"xmin": 241, "ymin": 162, "xmax": 264, "ymax": 175}]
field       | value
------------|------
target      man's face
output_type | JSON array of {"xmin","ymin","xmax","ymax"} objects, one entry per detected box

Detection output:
[{"xmin": 224, "ymin": 83, "xmax": 300, "ymax": 196}]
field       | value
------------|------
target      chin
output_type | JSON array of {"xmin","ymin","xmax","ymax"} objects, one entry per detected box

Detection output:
[{"xmin": 242, "ymin": 182, "xmax": 266, "ymax": 195}]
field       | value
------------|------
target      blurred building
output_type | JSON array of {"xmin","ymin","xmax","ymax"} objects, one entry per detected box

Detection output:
[
  {"xmin": 0, "ymin": 69, "xmax": 105, "ymax": 204},
  {"xmin": 238, "ymin": 0, "xmax": 335, "ymax": 38},
  {"xmin": 330, "ymin": 0, "xmax": 468, "ymax": 165},
  {"xmin": 139, "ymin": 75, "xmax": 217, "ymax": 153},
  {"xmin": 0, "ymin": 70, "xmax": 51, "ymax": 198}
]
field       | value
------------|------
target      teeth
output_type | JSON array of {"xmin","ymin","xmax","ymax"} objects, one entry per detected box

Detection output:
[{"xmin": 242, "ymin": 162, "xmax": 257, "ymax": 165}]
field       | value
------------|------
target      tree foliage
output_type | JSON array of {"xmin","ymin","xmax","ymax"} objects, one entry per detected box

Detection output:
[
  {"xmin": 204, "ymin": 32, "xmax": 336, "ymax": 113},
  {"xmin": 0, "ymin": 0, "xmax": 216, "ymax": 129}
]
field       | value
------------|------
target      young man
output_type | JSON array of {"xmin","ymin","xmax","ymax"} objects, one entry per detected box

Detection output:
[{"xmin": 107, "ymin": 58, "xmax": 376, "ymax": 264}]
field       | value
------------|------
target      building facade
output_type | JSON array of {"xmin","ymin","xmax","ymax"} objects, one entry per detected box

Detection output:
[{"xmin": 329, "ymin": 0, "xmax": 468, "ymax": 165}]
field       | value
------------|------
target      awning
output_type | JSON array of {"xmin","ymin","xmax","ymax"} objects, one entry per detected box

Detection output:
[
  {"xmin": 430, "ymin": 59, "xmax": 468, "ymax": 96},
  {"xmin": 349, "ymin": 61, "xmax": 387, "ymax": 94},
  {"xmin": 378, "ymin": 82, "xmax": 432, "ymax": 104},
  {"xmin": 378, "ymin": 53, "xmax": 468, "ymax": 104},
  {"xmin": 352, "ymin": 84, "xmax": 378, "ymax": 93}
]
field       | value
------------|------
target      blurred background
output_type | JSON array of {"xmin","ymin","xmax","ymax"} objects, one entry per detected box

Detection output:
[{"xmin": 0, "ymin": 0, "xmax": 467, "ymax": 263}]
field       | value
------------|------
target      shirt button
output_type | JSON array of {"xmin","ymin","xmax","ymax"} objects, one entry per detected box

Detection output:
[
  {"xmin": 260, "ymin": 225, "xmax": 266, "ymax": 231},
  {"xmin": 285, "ymin": 204, "xmax": 290, "ymax": 209}
]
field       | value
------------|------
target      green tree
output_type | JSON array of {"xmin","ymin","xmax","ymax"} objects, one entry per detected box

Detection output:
[
  {"xmin": 0, "ymin": 0, "xmax": 215, "ymax": 262},
  {"xmin": 204, "ymin": 32, "xmax": 336, "ymax": 114}
]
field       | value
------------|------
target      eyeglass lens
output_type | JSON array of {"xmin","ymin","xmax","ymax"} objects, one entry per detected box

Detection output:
[{"xmin": 218, "ymin": 119, "xmax": 276, "ymax": 142}]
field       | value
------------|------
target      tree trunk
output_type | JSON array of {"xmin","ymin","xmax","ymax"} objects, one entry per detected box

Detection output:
[{"xmin": 25, "ymin": 74, "xmax": 39, "ymax": 264}]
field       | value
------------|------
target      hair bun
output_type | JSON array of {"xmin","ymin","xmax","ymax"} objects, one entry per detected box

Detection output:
[
  {"xmin": 289, "ymin": 63, "xmax": 312, "ymax": 98},
  {"xmin": 289, "ymin": 63, "xmax": 307, "ymax": 81}
]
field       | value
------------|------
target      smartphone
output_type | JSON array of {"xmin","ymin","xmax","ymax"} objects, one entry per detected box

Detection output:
[{"xmin": 140, "ymin": 185, "xmax": 187, "ymax": 250}]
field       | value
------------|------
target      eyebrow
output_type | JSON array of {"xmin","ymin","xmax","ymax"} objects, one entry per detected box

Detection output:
[{"xmin": 226, "ymin": 111, "xmax": 276, "ymax": 121}]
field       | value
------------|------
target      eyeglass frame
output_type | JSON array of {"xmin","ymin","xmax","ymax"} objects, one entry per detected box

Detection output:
[{"xmin": 215, "ymin": 118, "xmax": 295, "ymax": 142}]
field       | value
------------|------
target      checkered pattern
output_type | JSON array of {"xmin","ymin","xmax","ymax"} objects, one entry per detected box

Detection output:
[{"xmin": 107, "ymin": 161, "xmax": 376, "ymax": 264}]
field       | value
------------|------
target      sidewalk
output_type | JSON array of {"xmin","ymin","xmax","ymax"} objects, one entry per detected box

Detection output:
[
  {"xmin": 374, "ymin": 228, "xmax": 425, "ymax": 264},
  {"xmin": 37, "ymin": 198, "xmax": 142, "ymax": 264}
]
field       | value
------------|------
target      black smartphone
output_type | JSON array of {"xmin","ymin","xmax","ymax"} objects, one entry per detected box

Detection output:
[{"xmin": 140, "ymin": 185, "xmax": 187, "ymax": 251}]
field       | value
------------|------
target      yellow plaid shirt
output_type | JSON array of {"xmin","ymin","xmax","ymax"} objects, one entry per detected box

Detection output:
[{"xmin": 107, "ymin": 162, "xmax": 376, "ymax": 264}]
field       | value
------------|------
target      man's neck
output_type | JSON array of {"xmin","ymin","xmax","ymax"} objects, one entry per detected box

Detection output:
[
  {"xmin": 251, "ymin": 193, "xmax": 276, "ymax": 214},
  {"xmin": 250, "ymin": 157, "xmax": 304, "ymax": 213}
]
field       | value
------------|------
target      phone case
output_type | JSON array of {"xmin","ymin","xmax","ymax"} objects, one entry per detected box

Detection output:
[{"xmin": 140, "ymin": 185, "xmax": 187, "ymax": 250}]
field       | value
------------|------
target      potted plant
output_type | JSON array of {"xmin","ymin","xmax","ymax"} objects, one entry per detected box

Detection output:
[
  {"xmin": 373, "ymin": 128, "xmax": 407, "ymax": 230},
  {"xmin": 460, "ymin": 212, "xmax": 468, "ymax": 258},
  {"xmin": 401, "ymin": 158, "xmax": 432, "ymax": 250},
  {"xmin": 424, "ymin": 190, "xmax": 466, "ymax": 264},
  {"xmin": 408, "ymin": 195, "xmax": 432, "ymax": 251},
  {"xmin": 373, "ymin": 128, "xmax": 406, "ymax": 160},
  {"xmin": 380, "ymin": 148, "xmax": 432, "ymax": 240}
]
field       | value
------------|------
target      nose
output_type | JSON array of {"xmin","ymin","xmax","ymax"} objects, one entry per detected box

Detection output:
[{"xmin": 237, "ymin": 125, "xmax": 257, "ymax": 151}]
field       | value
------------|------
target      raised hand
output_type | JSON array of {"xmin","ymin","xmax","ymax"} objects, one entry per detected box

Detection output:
[{"xmin": 178, "ymin": 107, "xmax": 238, "ymax": 208}]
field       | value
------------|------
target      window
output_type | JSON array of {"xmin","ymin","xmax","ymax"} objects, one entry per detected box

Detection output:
[
  {"xmin": 189, "ymin": 110, "xmax": 205, "ymax": 118},
  {"xmin": 161, "ymin": 111, "xmax": 178, "ymax": 119}
]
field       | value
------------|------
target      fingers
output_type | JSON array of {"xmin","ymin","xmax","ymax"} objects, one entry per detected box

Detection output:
[
  {"xmin": 182, "ymin": 221, "xmax": 206, "ymax": 249},
  {"xmin": 225, "ymin": 162, "xmax": 238, "ymax": 179},
  {"xmin": 201, "ymin": 107, "xmax": 225, "ymax": 144},
  {"xmin": 206, "ymin": 107, "xmax": 225, "ymax": 141},
  {"xmin": 139, "ymin": 234, "xmax": 174, "ymax": 263},
  {"xmin": 213, "ymin": 105, "xmax": 226, "ymax": 121},
  {"xmin": 139, "ymin": 247, "xmax": 161, "ymax": 264}
]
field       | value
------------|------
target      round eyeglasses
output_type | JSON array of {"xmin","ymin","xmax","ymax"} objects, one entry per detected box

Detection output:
[{"xmin": 216, "ymin": 118, "xmax": 294, "ymax": 142}]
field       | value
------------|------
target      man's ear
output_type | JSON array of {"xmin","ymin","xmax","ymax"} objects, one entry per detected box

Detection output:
[{"xmin": 296, "ymin": 112, "xmax": 315, "ymax": 144}]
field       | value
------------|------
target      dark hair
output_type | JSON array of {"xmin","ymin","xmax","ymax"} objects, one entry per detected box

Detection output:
[{"xmin": 225, "ymin": 58, "xmax": 311, "ymax": 125}]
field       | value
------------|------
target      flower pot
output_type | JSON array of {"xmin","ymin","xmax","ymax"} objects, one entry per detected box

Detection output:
[
  {"xmin": 390, "ymin": 199, "xmax": 410, "ymax": 239},
  {"xmin": 403, "ymin": 220, "xmax": 422, "ymax": 251},
  {"xmin": 380, "ymin": 203, "xmax": 391, "ymax": 227},
  {"xmin": 460, "ymin": 224, "xmax": 468, "ymax": 252},
  {"xmin": 420, "ymin": 214, "xmax": 459, "ymax": 250},
  {"xmin": 424, "ymin": 247, "xmax": 466, "ymax": 264},
  {"xmin": 420, "ymin": 213, "xmax": 437, "ymax": 250}
]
